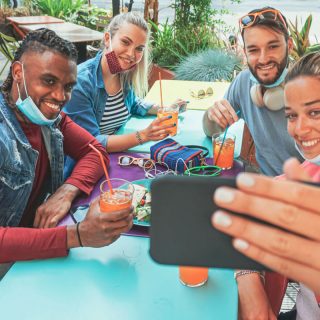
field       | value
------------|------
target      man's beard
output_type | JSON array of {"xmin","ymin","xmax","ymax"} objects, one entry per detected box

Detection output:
[{"xmin": 248, "ymin": 48, "xmax": 288, "ymax": 85}]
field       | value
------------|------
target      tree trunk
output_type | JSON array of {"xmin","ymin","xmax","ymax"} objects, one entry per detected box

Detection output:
[
  {"xmin": 144, "ymin": 0, "xmax": 158, "ymax": 24},
  {"xmin": 112, "ymin": 0, "xmax": 120, "ymax": 16}
]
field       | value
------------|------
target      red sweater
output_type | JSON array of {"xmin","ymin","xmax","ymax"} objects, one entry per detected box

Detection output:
[
  {"xmin": 0, "ymin": 113, "xmax": 108, "ymax": 262},
  {"xmin": 0, "ymin": 226, "xmax": 68, "ymax": 263},
  {"xmin": 19, "ymin": 112, "xmax": 109, "ymax": 226}
]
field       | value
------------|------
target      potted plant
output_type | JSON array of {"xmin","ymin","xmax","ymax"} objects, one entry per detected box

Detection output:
[
  {"xmin": 148, "ymin": 0, "xmax": 242, "ymax": 87},
  {"xmin": 288, "ymin": 14, "xmax": 320, "ymax": 61},
  {"xmin": 174, "ymin": 48, "xmax": 242, "ymax": 82}
]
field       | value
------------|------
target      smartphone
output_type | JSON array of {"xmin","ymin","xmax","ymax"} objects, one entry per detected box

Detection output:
[{"xmin": 149, "ymin": 175, "xmax": 268, "ymax": 270}]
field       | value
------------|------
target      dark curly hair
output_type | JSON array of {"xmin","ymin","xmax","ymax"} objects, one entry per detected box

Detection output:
[{"xmin": 1, "ymin": 28, "xmax": 78, "ymax": 103}]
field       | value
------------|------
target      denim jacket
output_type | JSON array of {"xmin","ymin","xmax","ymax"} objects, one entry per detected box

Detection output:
[
  {"xmin": 63, "ymin": 51, "xmax": 153, "ymax": 147},
  {"xmin": 62, "ymin": 51, "xmax": 153, "ymax": 177},
  {"xmin": 0, "ymin": 93, "xmax": 64, "ymax": 226}
]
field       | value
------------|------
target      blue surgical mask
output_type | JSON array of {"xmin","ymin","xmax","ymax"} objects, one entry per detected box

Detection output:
[
  {"xmin": 15, "ymin": 63, "xmax": 57, "ymax": 126},
  {"xmin": 250, "ymin": 68, "xmax": 288, "ymax": 88},
  {"xmin": 295, "ymin": 142, "xmax": 320, "ymax": 166}
]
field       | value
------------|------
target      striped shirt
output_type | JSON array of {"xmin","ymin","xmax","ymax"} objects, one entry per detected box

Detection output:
[{"xmin": 99, "ymin": 90, "xmax": 129, "ymax": 135}]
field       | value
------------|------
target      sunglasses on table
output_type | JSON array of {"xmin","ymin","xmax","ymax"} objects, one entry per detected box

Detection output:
[
  {"xmin": 118, "ymin": 155, "xmax": 155, "ymax": 169},
  {"xmin": 190, "ymin": 87, "xmax": 213, "ymax": 100},
  {"xmin": 239, "ymin": 9, "xmax": 287, "ymax": 32},
  {"xmin": 184, "ymin": 165, "xmax": 222, "ymax": 177}
]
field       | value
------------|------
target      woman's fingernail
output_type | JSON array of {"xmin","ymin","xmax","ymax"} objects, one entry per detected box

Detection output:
[
  {"xmin": 233, "ymin": 238, "xmax": 249, "ymax": 251},
  {"xmin": 168, "ymin": 115, "xmax": 172, "ymax": 119},
  {"xmin": 237, "ymin": 173, "xmax": 255, "ymax": 187},
  {"xmin": 213, "ymin": 211, "xmax": 232, "ymax": 227},
  {"xmin": 186, "ymin": 100, "xmax": 190, "ymax": 103},
  {"xmin": 214, "ymin": 188, "xmax": 235, "ymax": 203},
  {"xmin": 173, "ymin": 123, "xmax": 176, "ymax": 126}
]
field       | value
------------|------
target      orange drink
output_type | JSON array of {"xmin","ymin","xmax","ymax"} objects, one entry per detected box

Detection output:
[
  {"xmin": 100, "ymin": 179, "xmax": 133, "ymax": 213},
  {"xmin": 157, "ymin": 105, "xmax": 179, "ymax": 136},
  {"xmin": 179, "ymin": 266, "xmax": 209, "ymax": 287},
  {"xmin": 213, "ymin": 133, "xmax": 235, "ymax": 169}
]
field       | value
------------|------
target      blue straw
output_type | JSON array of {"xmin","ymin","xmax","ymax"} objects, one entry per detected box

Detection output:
[{"xmin": 214, "ymin": 110, "xmax": 241, "ymax": 166}]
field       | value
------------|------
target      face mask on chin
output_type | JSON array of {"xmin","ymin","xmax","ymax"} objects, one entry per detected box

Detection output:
[
  {"xmin": 249, "ymin": 67, "xmax": 288, "ymax": 88},
  {"xmin": 15, "ymin": 63, "xmax": 57, "ymax": 126},
  {"xmin": 105, "ymin": 35, "xmax": 136, "ymax": 74},
  {"xmin": 295, "ymin": 142, "xmax": 320, "ymax": 166}
]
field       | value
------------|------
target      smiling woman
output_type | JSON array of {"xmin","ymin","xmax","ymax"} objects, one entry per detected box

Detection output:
[
  {"xmin": 212, "ymin": 51, "xmax": 320, "ymax": 320},
  {"xmin": 62, "ymin": 12, "xmax": 187, "ymax": 178},
  {"xmin": 284, "ymin": 54, "xmax": 320, "ymax": 162}
]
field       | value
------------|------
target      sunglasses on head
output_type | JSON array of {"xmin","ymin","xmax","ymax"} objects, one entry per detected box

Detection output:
[
  {"xmin": 190, "ymin": 87, "xmax": 213, "ymax": 100},
  {"xmin": 239, "ymin": 9, "xmax": 287, "ymax": 32},
  {"xmin": 118, "ymin": 155, "xmax": 155, "ymax": 169}
]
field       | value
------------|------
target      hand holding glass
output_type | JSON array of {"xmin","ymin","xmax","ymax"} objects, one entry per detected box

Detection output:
[
  {"xmin": 157, "ymin": 104, "xmax": 179, "ymax": 136},
  {"xmin": 100, "ymin": 178, "xmax": 133, "ymax": 213}
]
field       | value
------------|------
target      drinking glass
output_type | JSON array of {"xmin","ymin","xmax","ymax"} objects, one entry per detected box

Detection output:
[
  {"xmin": 179, "ymin": 266, "xmax": 209, "ymax": 287},
  {"xmin": 212, "ymin": 133, "xmax": 235, "ymax": 169},
  {"xmin": 100, "ymin": 178, "xmax": 133, "ymax": 213},
  {"xmin": 157, "ymin": 104, "xmax": 179, "ymax": 136}
]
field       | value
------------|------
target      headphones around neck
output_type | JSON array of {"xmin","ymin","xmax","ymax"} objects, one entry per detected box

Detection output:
[{"xmin": 250, "ymin": 83, "xmax": 284, "ymax": 111}]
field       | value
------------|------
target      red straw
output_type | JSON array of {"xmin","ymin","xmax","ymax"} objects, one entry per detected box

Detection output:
[
  {"xmin": 88, "ymin": 143, "xmax": 113, "ymax": 194},
  {"xmin": 158, "ymin": 71, "xmax": 164, "ymax": 109}
]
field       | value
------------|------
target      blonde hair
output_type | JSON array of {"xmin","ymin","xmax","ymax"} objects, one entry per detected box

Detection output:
[{"xmin": 106, "ymin": 12, "xmax": 150, "ymax": 98}]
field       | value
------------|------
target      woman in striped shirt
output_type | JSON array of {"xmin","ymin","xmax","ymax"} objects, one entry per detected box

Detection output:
[{"xmin": 63, "ymin": 12, "xmax": 186, "ymax": 176}]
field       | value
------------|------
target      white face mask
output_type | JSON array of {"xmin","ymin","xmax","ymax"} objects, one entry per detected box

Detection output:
[{"xmin": 295, "ymin": 142, "xmax": 320, "ymax": 165}]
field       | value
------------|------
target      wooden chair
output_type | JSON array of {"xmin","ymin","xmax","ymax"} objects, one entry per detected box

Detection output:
[
  {"xmin": 239, "ymin": 124, "xmax": 260, "ymax": 172},
  {"xmin": 265, "ymin": 272, "xmax": 289, "ymax": 315}
]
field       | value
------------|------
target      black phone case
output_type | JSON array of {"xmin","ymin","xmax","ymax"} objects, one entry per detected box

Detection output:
[{"xmin": 149, "ymin": 175, "xmax": 267, "ymax": 270}]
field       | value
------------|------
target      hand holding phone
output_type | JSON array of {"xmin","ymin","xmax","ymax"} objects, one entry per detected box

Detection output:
[{"xmin": 149, "ymin": 175, "xmax": 268, "ymax": 270}]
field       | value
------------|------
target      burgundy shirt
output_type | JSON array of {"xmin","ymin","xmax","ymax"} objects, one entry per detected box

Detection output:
[{"xmin": 0, "ymin": 226, "xmax": 68, "ymax": 263}]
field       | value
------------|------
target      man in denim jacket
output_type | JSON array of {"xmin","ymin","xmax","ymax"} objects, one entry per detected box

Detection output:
[{"xmin": 0, "ymin": 29, "xmax": 132, "ymax": 264}]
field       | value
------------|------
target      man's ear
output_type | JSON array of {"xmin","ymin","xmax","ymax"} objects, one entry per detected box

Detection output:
[
  {"xmin": 11, "ymin": 61, "xmax": 23, "ymax": 83},
  {"xmin": 287, "ymin": 37, "xmax": 294, "ymax": 54}
]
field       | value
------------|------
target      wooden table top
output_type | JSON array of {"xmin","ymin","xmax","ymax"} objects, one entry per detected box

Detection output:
[
  {"xmin": 19, "ymin": 22, "xmax": 103, "ymax": 43},
  {"xmin": 6, "ymin": 15, "xmax": 64, "ymax": 25}
]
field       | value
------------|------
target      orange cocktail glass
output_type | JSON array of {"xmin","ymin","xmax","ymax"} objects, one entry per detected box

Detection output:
[
  {"xmin": 100, "ymin": 179, "xmax": 133, "ymax": 213},
  {"xmin": 179, "ymin": 266, "xmax": 209, "ymax": 287},
  {"xmin": 157, "ymin": 105, "xmax": 179, "ymax": 136},
  {"xmin": 213, "ymin": 133, "xmax": 235, "ymax": 169}
]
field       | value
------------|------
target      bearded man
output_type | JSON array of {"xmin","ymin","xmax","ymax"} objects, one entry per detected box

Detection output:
[{"xmin": 202, "ymin": 7, "xmax": 302, "ymax": 176}]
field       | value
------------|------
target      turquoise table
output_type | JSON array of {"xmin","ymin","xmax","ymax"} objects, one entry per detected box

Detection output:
[
  {"xmin": 0, "ymin": 236, "xmax": 237, "ymax": 320},
  {"xmin": 117, "ymin": 110, "xmax": 244, "ymax": 158}
]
